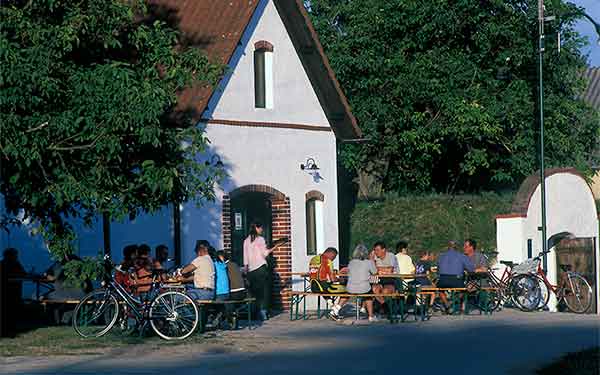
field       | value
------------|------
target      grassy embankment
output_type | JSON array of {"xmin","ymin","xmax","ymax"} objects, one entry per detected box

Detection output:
[{"xmin": 350, "ymin": 193, "xmax": 514, "ymax": 255}]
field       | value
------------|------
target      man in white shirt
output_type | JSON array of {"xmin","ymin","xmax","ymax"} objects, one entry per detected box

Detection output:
[
  {"xmin": 395, "ymin": 241, "xmax": 415, "ymax": 282},
  {"xmin": 178, "ymin": 241, "xmax": 215, "ymax": 300}
]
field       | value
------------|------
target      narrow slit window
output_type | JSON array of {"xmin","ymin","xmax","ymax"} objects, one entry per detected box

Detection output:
[
  {"xmin": 306, "ymin": 197, "xmax": 324, "ymax": 255},
  {"xmin": 254, "ymin": 44, "xmax": 273, "ymax": 109}
]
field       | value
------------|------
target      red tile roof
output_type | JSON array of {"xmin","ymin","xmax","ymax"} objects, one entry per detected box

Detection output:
[{"xmin": 149, "ymin": 0, "xmax": 361, "ymax": 140}]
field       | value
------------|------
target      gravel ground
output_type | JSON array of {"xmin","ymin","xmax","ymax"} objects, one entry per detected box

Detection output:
[{"xmin": 1, "ymin": 309, "xmax": 598, "ymax": 375}]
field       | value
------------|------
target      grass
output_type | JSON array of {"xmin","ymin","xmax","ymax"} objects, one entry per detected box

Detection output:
[
  {"xmin": 350, "ymin": 192, "xmax": 514, "ymax": 255},
  {"xmin": 536, "ymin": 347, "xmax": 600, "ymax": 375},
  {"xmin": 0, "ymin": 326, "xmax": 211, "ymax": 357}
]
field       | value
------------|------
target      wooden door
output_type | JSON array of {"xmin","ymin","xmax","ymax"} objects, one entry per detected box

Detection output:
[{"xmin": 555, "ymin": 238, "xmax": 596, "ymax": 313}]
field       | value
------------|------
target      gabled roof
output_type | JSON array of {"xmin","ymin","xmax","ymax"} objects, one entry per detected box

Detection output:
[
  {"xmin": 149, "ymin": 0, "xmax": 361, "ymax": 140},
  {"xmin": 582, "ymin": 67, "xmax": 600, "ymax": 110}
]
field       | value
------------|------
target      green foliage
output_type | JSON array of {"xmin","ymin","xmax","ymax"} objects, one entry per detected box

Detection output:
[
  {"xmin": 0, "ymin": 1, "xmax": 225, "ymax": 256},
  {"xmin": 309, "ymin": 0, "xmax": 600, "ymax": 193},
  {"xmin": 350, "ymin": 193, "xmax": 513, "ymax": 256}
]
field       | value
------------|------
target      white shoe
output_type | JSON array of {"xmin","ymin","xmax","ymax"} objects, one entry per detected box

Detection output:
[
  {"xmin": 368, "ymin": 316, "xmax": 379, "ymax": 323},
  {"xmin": 360, "ymin": 307, "xmax": 367, "ymax": 314}
]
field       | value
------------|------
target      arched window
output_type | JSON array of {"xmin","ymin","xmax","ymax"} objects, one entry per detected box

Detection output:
[
  {"xmin": 254, "ymin": 41, "xmax": 273, "ymax": 109},
  {"xmin": 306, "ymin": 191, "xmax": 324, "ymax": 255}
]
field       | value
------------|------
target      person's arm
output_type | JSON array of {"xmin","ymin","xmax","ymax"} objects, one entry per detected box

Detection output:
[
  {"xmin": 369, "ymin": 261, "xmax": 378, "ymax": 275},
  {"xmin": 408, "ymin": 258, "xmax": 416, "ymax": 274},
  {"xmin": 243, "ymin": 238, "xmax": 249, "ymax": 270},
  {"xmin": 392, "ymin": 255, "xmax": 400, "ymax": 274},
  {"xmin": 258, "ymin": 237, "xmax": 272, "ymax": 258}
]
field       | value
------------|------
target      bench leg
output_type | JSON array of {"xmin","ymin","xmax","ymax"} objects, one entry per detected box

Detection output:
[{"xmin": 356, "ymin": 298, "xmax": 361, "ymax": 321}]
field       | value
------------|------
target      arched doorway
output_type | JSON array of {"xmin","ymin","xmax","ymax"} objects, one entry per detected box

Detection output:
[{"xmin": 221, "ymin": 185, "xmax": 292, "ymax": 310}]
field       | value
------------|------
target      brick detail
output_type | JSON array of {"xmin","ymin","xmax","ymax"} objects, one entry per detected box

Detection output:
[
  {"xmin": 270, "ymin": 196, "xmax": 292, "ymax": 311},
  {"xmin": 254, "ymin": 40, "xmax": 274, "ymax": 52},
  {"xmin": 305, "ymin": 190, "xmax": 324, "ymax": 202},
  {"xmin": 222, "ymin": 195, "xmax": 232, "ymax": 255}
]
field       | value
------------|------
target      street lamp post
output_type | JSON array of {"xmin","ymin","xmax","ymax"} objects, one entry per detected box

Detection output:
[{"xmin": 537, "ymin": 0, "xmax": 548, "ymax": 257}]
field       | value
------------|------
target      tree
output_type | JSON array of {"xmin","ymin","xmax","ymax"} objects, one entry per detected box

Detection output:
[
  {"xmin": 308, "ymin": 0, "xmax": 600, "ymax": 196},
  {"xmin": 0, "ymin": 0, "xmax": 224, "ymax": 258}
]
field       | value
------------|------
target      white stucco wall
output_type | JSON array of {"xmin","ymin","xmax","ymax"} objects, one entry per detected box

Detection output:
[
  {"xmin": 496, "ymin": 172, "xmax": 599, "ymax": 313},
  {"xmin": 181, "ymin": 125, "xmax": 340, "ymax": 284},
  {"xmin": 203, "ymin": 0, "xmax": 330, "ymax": 128}
]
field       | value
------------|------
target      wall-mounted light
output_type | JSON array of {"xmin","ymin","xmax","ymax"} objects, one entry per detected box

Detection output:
[
  {"xmin": 205, "ymin": 155, "xmax": 224, "ymax": 168},
  {"xmin": 300, "ymin": 158, "xmax": 319, "ymax": 172}
]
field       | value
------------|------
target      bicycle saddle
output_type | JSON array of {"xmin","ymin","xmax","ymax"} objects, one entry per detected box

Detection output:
[
  {"xmin": 559, "ymin": 264, "xmax": 572, "ymax": 272},
  {"xmin": 499, "ymin": 260, "xmax": 514, "ymax": 267}
]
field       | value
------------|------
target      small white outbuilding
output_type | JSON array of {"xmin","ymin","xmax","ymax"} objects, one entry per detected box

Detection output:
[{"xmin": 496, "ymin": 168, "xmax": 599, "ymax": 313}]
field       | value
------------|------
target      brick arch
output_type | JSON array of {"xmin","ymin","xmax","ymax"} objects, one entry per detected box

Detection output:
[
  {"xmin": 222, "ymin": 184, "xmax": 291, "ymax": 310},
  {"xmin": 229, "ymin": 184, "xmax": 285, "ymax": 200},
  {"xmin": 305, "ymin": 190, "xmax": 324, "ymax": 202},
  {"xmin": 254, "ymin": 40, "xmax": 274, "ymax": 52},
  {"xmin": 509, "ymin": 168, "xmax": 593, "ymax": 217}
]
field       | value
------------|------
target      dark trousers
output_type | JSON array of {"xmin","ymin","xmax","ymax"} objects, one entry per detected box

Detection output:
[{"xmin": 247, "ymin": 265, "xmax": 269, "ymax": 311}]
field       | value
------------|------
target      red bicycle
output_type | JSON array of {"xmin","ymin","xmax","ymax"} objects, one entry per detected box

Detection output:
[{"xmin": 526, "ymin": 251, "xmax": 593, "ymax": 313}]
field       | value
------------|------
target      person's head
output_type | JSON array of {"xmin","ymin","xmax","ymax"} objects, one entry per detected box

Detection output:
[
  {"xmin": 322, "ymin": 247, "xmax": 338, "ymax": 261},
  {"xmin": 463, "ymin": 239, "xmax": 477, "ymax": 256},
  {"xmin": 395, "ymin": 240, "xmax": 409, "ymax": 255},
  {"xmin": 2, "ymin": 248, "xmax": 18, "ymax": 262},
  {"xmin": 352, "ymin": 244, "xmax": 370, "ymax": 261},
  {"xmin": 448, "ymin": 240, "xmax": 458, "ymax": 251},
  {"xmin": 373, "ymin": 241, "xmax": 387, "ymax": 259},
  {"xmin": 123, "ymin": 245, "xmax": 138, "ymax": 261},
  {"xmin": 195, "ymin": 240, "xmax": 209, "ymax": 256},
  {"xmin": 216, "ymin": 250, "xmax": 228, "ymax": 262},
  {"xmin": 155, "ymin": 245, "xmax": 169, "ymax": 262},
  {"xmin": 138, "ymin": 244, "xmax": 151, "ymax": 258},
  {"xmin": 419, "ymin": 250, "xmax": 431, "ymax": 260},
  {"xmin": 249, "ymin": 222, "xmax": 263, "ymax": 241}
]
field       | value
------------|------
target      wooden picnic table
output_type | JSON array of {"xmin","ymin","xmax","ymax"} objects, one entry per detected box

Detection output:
[{"xmin": 8, "ymin": 275, "xmax": 54, "ymax": 300}]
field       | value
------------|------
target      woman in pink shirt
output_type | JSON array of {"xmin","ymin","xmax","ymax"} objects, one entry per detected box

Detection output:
[{"xmin": 243, "ymin": 222, "xmax": 273, "ymax": 320}]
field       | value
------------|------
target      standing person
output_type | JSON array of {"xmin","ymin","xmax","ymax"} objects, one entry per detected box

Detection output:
[
  {"xmin": 1, "ymin": 248, "xmax": 26, "ymax": 337},
  {"xmin": 346, "ymin": 244, "xmax": 379, "ymax": 322},
  {"xmin": 371, "ymin": 241, "xmax": 399, "ymax": 309},
  {"xmin": 437, "ymin": 241, "xmax": 475, "ymax": 313},
  {"xmin": 395, "ymin": 241, "xmax": 415, "ymax": 282},
  {"xmin": 178, "ymin": 241, "xmax": 215, "ymax": 301},
  {"xmin": 243, "ymin": 222, "xmax": 274, "ymax": 321}
]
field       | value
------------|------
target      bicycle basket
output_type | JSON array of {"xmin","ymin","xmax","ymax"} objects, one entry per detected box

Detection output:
[{"xmin": 512, "ymin": 258, "xmax": 540, "ymax": 275}]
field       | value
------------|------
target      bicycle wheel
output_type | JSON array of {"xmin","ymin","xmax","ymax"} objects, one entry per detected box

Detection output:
[
  {"xmin": 536, "ymin": 277, "xmax": 550, "ymax": 310},
  {"xmin": 149, "ymin": 291, "xmax": 199, "ymax": 340},
  {"xmin": 563, "ymin": 273, "xmax": 593, "ymax": 313},
  {"xmin": 73, "ymin": 289, "xmax": 119, "ymax": 338},
  {"xmin": 510, "ymin": 274, "xmax": 542, "ymax": 312}
]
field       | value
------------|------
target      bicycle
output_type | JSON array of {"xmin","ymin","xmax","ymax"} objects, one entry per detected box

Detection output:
[
  {"xmin": 73, "ymin": 256, "xmax": 199, "ymax": 340},
  {"xmin": 480, "ymin": 253, "xmax": 541, "ymax": 312},
  {"xmin": 526, "ymin": 251, "xmax": 593, "ymax": 313}
]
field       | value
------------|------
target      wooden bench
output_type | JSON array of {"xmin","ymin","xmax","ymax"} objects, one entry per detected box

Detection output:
[
  {"xmin": 195, "ymin": 298, "xmax": 256, "ymax": 331},
  {"xmin": 289, "ymin": 291, "xmax": 416, "ymax": 323},
  {"xmin": 419, "ymin": 286, "xmax": 499, "ymax": 315}
]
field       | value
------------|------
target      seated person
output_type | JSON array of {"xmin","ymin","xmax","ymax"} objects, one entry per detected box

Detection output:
[
  {"xmin": 371, "ymin": 241, "xmax": 399, "ymax": 307},
  {"xmin": 337, "ymin": 244, "xmax": 378, "ymax": 322},
  {"xmin": 222, "ymin": 252, "xmax": 246, "ymax": 300},
  {"xmin": 395, "ymin": 240, "xmax": 416, "ymax": 282},
  {"xmin": 132, "ymin": 244, "xmax": 154, "ymax": 296},
  {"xmin": 413, "ymin": 251, "xmax": 434, "ymax": 286},
  {"xmin": 214, "ymin": 251, "xmax": 230, "ymax": 301},
  {"xmin": 436, "ymin": 240, "xmax": 475, "ymax": 312},
  {"xmin": 463, "ymin": 239, "xmax": 487, "ymax": 272},
  {"xmin": 308, "ymin": 247, "xmax": 345, "ymax": 294},
  {"xmin": 44, "ymin": 253, "xmax": 90, "ymax": 300},
  {"xmin": 115, "ymin": 245, "xmax": 137, "ymax": 291},
  {"xmin": 177, "ymin": 241, "xmax": 215, "ymax": 301},
  {"xmin": 153, "ymin": 245, "xmax": 169, "ymax": 272}
]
